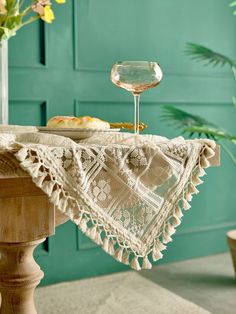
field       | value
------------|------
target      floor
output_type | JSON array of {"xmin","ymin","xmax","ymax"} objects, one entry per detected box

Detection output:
[
  {"xmin": 35, "ymin": 252, "xmax": 235, "ymax": 314},
  {"xmin": 35, "ymin": 271, "xmax": 210, "ymax": 314},
  {"xmin": 141, "ymin": 253, "xmax": 236, "ymax": 314}
]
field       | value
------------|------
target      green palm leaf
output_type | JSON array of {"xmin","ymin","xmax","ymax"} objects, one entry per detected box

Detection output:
[
  {"xmin": 161, "ymin": 105, "xmax": 216, "ymax": 128},
  {"xmin": 161, "ymin": 105, "xmax": 236, "ymax": 142},
  {"xmin": 230, "ymin": 0, "xmax": 236, "ymax": 14},
  {"xmin": 185, "ymin": 43, "xmax": 236, "ymax": 68}
]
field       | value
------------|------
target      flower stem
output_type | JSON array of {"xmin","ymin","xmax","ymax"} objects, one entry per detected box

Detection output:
[
  {"xmin": 19, "ymin": 0, "xmax": 27, "ymax": 9},
  {"xmin": 18, "ymin": 15, "xmax": 40, "ymax": 29},
  {"xmin": 21, "ymin": 6, "xmax": 33, "ymax": 17}
]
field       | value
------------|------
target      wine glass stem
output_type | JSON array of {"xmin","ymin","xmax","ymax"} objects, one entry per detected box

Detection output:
[{"xmin": 133, "ymin": 94, "xmax": 140, "ymax": 135}]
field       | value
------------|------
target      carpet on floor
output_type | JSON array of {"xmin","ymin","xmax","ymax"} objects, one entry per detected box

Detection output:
[
  {"xmin": 140, "ymin": 253, "xmax": 236, "ymax": 314},
  {"xmin": 35, "ymin": 271, "xmax": 211, "ymax": 314}
]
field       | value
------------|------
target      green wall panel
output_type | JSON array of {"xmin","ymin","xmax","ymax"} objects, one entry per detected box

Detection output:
[
  {"xmin": 75, "ymin": 0, "xmax": 236, "ymax": 75},
  {"xmin": 8, "ymin": 0, "xmax": 236, "ymax": 285},
  {"xmin": 9, "ymin": 101, "xmax": 47, "ymax": 126},
  {"xmin": 9, "ymin": 21, "xmax": 46, "ymax": 68}
]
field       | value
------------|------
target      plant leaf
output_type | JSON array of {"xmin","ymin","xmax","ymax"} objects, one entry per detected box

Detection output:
[
  {"xmin": 230, "ymin": 0, "xmax": 236, "ymax": 7},
  {"xmin": 161, "ymin": 105, "xmax": 236, "ymax": 143},
  {"xmin": 185, "ymin": 43, "xmax": 236, "ymax": 68},
  {"xmin": 161, "ymin": 105, "xmax": 216, "ymax": 127}
]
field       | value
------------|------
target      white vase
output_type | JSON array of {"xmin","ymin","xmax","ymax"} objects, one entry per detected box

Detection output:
[{"xmin": 0, "ymin": 40, "xmax": 8, "ymax": 124}]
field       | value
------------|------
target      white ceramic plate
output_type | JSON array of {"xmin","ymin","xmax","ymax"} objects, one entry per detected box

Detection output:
[{"xmin": 37, "ymin": 127, "xmax": 120, "ymax": 140}]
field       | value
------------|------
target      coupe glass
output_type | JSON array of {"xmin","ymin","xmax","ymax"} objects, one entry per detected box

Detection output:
[{"xmin": 110, "ymin": 61, "xmax": 163, "ymax": 134}]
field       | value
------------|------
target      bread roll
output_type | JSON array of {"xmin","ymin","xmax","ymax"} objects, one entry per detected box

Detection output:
[{"xmin": 47, "ymin": 116, "xmax": 110, "ymax": 130}]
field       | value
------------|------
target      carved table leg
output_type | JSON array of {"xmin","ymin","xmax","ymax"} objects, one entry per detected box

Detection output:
[{"xmin": 0, "ymin": 238, "xmax": 45, "ymax": 314}]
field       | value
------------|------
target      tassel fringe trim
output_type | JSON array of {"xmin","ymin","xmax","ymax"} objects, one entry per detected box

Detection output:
[{"xmin": 14, "ymin": 141, "xmax": 215, "ymax": 271}]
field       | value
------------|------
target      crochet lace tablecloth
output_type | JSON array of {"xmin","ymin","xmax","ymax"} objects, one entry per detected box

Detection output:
[{"xmin": 0, "ymin": 128, "xmax": 219, "ymax": 270}]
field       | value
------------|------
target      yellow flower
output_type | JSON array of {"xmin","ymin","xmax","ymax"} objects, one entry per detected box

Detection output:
[
  {"xmin": 55, "ymin": 0, "xmax": 66, "ymax": 3},
  {"xmin": 41, "ymin": 5, "xmax": 55, "ymax": 23}
]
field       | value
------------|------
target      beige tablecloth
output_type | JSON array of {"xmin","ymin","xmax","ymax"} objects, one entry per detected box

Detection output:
[{"xmin": 0, "ymin": 129, "xmax": 219, "ymax": 270}]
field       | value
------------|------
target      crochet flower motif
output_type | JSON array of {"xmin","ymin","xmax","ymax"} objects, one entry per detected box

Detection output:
[
  {"xmin": 113, "ymin": 209, "xmax": 131, "ymax": 228},
  {"xmin": 137, "ymin": 205, "xmax": 154, "ymax": 225},
  {"xmin": 62, "ymin": 150, "xmax": 73, "ymax": 169},
  {"xmin": 51, "ymin": 148, "xmax": 72, "ymax": 169},
  {"xmin": 129, "ymin": 221, "xmax": 143, "ymax": 237},
  {"xmin": 129, "ymin": 148, "xmax": 148, "ymax": 167},
  {"xmin": 164, "ymin": 143, "xmax": 189, "ymax": 163},
  {"xmin": 81, "ymin": 150, "xmax": 92, "ymax": 170},
  {"xmin": 92, "ymin": 179, "xmax": 111, "ymax": 202}
]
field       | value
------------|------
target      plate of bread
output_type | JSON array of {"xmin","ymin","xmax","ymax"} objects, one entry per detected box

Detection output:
[{"xmin": 38, "ymin": 116, "xmax": 120, "ymax": 140}]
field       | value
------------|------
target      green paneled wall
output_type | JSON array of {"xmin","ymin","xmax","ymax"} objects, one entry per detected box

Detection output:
[{"xmin": 9, "ymin": 0, "xmax": 236, "ymax": 285}]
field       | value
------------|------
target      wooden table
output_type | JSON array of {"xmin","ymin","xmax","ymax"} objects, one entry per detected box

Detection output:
[{"xmin": 0, "ymin": 176, "xmax": 68, "ymax": 314}]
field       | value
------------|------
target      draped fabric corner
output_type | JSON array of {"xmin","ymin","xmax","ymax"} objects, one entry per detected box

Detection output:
[{"xmin": 0, "ymin": 131, "xmax": 216, "ymax": 270}]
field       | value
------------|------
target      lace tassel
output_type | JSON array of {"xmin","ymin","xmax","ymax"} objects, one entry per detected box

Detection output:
[
  {"xmin": 186, "ymin": 193, "xmax": 193, "ymax": 202},
  {"xmin": 203, "ymin": 139, "xmax": 216, "ymax": 149},
  {"xmin": 200, "ymin": 155, "xmax": 210, "ymax": 168},
  {"xmin": 20, "ymin": 159, "xmax": 33, "ymax": 169},
  {"xmin": 42, "ymin": 181, "xmax": 54, "ymax": 196},
  {"xmin": 172, "ymin": 215, "xmax": 181, "ymax": 227},
  {"xmin": 89, "ymin": 225, "xmax": 97, "ymax": 240},
  {"xmin": 59, "ymin": 197, "xmax": 68, "ymax": 212},
  {"xmin": 29, "ymin": 163, "xmax": 41, "ymax": 178},
  {"xmin": 102, "ymin": 237, "xmax": 109, "ymax": 252},
  {"xmin": 152, "ymin": 249, "xmax": 163, "ymax": 261},
  {"xmin": 15, "ymin": 148, "xmax": 28, "ymax": 161},
  {"xmin": 108, "ymin": 240, "xmax": 115, "ymax": 255},
  {"xmin": 131, "ymin": 256, "xmax": 141, "ymax": 271},
  {"xmin": 73, "ymin": 213, "xmax": 82, "ymax": 225},
  {"xmin": 85, "ymin": 227, "xmax": 91, "ymax": 237},
  {"xmin": 162, "ymin": 233, "xmax": 172, "ymax": 244},
  {"xmin": 175, "ymin": 206, "xmax": 183, "ymax": 218},
  {"xmin": 115, "ymin": 247, "xmax": 123, "ymax": 262},
  {"xmin": 166, "ymin": 224, "xmax": 176, "ymax": 236},
  {"xmin": 155, "ymin": 240, "xmax": 167, "ymax": 251},
  {"xmin": 182, "ymin": 198, "xmax": 191, "ymax": 210},
  {"xmin": 34, "ymin": 172, "xmax": 47, "ymax": 186},
  {"xmin": 142, "ymin": 256, "xmax": 152, "ymax": 270},
  {"xmin": 198, "ymin": 167, "xmax": 206, "ymax": 177},
  {"xmin": 188, "ymin": 183, "xmax": 199, "ymax": 195},
  {"xmin": 67, "ymin": 208, "xmax": 74, "ymax": 220},
  {"xmin": 204, "ymin": 146, "xmax": 215, "ymax": 158},
  {"xmin": 80, "ymin": 218, "xmax": 88, "ymax": 233},
  {"xmin": 192, "ymin": 176, "xmax": 203, "ymax": 186},
  {"xmin": 95, "ymin": 231, "xmax": 103, "ymax": 245},
  {"xmin": 51, "ymin": 190, "xmax": 60, "ymax": 206},
  {"xmin": 122, "ymin": 251, "xmax": 130, "ymax": 265}
]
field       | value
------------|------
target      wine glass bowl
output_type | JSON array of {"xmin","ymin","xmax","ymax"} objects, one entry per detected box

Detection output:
[
  {"xmin": 111, "ymin": 61, "xmax": 163, "ymax": 95},
  {"xmin": 110, "ymin": 61, "xmax": 163, "ymax": 134}
]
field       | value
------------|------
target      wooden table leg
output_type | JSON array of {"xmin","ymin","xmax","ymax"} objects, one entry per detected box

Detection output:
[
  {"xmin": 0, "ymin": 238, "xmax": 45, "ymax": 314},
  {"xmin": 0, "ymin": 178, "xmax": 55, "ymax": 313}
]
